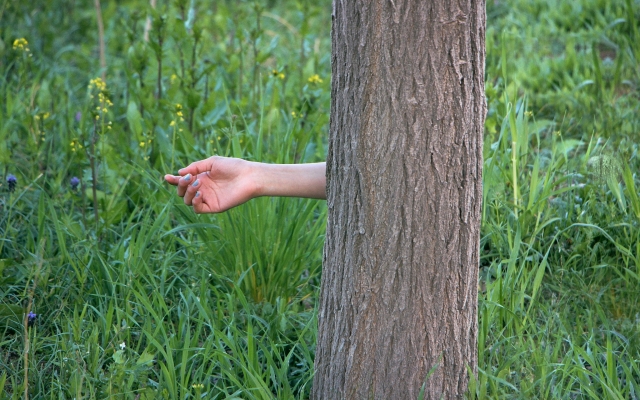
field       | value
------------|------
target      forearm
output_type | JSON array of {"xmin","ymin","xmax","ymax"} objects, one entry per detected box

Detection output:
[{"xmin": 250, "ymin": 162, "xmax": 326, "ymax": 200}]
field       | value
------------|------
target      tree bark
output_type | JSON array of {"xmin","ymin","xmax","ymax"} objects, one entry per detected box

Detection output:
[{"xmin": 313, "ymin": 0, "xmax": 485, "ymax": 399}]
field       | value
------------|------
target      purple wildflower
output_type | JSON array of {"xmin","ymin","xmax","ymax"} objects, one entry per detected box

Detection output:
[
  {"xmin": 75, "ymin": 111, "xmax": 82, "ymax": 122},
  {"xmin": 27, "ymin": 311, "xmax": 37, "ymax": 327},
  {"xmin": 70, "ymin": 176, "xmax": 80, "ymax": 190},
  {"xmin": 6, "ymin": 174, "xmax": 16, "ymax": 192}
]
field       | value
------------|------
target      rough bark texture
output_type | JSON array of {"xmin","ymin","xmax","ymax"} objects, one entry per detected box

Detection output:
[{"xmin": 313, "ymin": 1, "xmax": 485, "ymax": 399}]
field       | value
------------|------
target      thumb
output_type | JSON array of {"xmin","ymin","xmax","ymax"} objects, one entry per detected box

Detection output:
[{"xmin": 178, "ymin": 158, "xmax": 214, "ymax": 177}]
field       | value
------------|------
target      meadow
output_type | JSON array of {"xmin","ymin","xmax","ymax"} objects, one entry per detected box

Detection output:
[{"xmin": 1, "ymin": 0, "xmax": 639, "ymax": 398}]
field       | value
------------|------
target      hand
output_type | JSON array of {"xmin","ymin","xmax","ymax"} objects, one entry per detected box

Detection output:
[{"xmin": 164, "ymin": 156, "xmax": 257, "ymax": 213}]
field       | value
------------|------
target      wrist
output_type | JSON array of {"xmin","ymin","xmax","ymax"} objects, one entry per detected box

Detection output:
[{"xmin": 245, "ymin": 160, "xmax": 265, "ymax": 199}]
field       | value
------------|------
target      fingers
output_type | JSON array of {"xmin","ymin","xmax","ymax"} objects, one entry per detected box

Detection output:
[
  {"xmin": 164, "ymin": 174, "xmax": 181, "ymax": 186},
  {"xmin": 165, "ymin": 156, "xmax": 222, "ymax": 213},
  {"xmin": 178, "ymin": 158, "xmax": 214, "ymax": 177},
  {"xmin": 175, "ymin": 173, "xmax": 194, "ymax": 197},
  {"xmin": 163, "ymin": 174, "xmax": 192, "ymax": 197},
  {"xmin": 183, "ymin": 175, "xmax": 202, "ymax": 206},
  {"xmin": 192, "ymin": 190, "xmax": 210, "ymax": 213}
]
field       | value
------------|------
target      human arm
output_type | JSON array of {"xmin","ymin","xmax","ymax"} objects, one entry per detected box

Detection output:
[{"xmin": 164, "ymin": 156, "xmax": 326, "ymax": 214}]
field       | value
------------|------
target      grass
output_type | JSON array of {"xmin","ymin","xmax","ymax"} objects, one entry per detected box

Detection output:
[{"xmin": 1, "ymin": 0, "xmax": 640, "ymax": 398}]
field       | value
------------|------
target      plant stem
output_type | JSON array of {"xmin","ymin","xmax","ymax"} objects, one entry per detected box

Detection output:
[
  {"xmin": 23, "ymin": 314, "xmax": 29, "ymax": 400},
  {"xmin": 155, "ymin": 15, "xmax": 165, "ymax": 100},
  {"xmin": 94, "ymin": 0, "xmax": 106, "ymax": 82},
  {"xmin": 252, "ymin": 4, "xmax": 262, "ymax": 102},
  {"xmin": 139, "ymin": 75, "xmax": 145, "ymax": 116},
  {"xmin": 23, "ymin": 241, "xmax": 44, "ymax": 400},
  {"xmin": 156, "ymin": 44, "xmax": 163, "ymax": 100},
  {"xmin": 511, "ymin": 140, "xmax": 519, "ymax": 220},
  {"xmin": 298, "ymin": 35, "xmax": 304, "ymax": 98},
  {"xmin": 238, "ymin": 39, "xmax": 244, "ymax": 101},
  {"xmin": 171, "ymin": 125, "xmax": 176, "ymax": 173},
  {"xmin": 90, "ymin": 120, "xmax": 100, "ymax": 230},
  {"xmin": 178, "ymin": 46, "xmax": 186, "ymax": 86},
  {"xmin": 143, "ymin": 0, "xmax": 157, "ymax": 42},
  {"xmin": 80, "ymin": 178, "xmax": 87, "ymax": 230}
]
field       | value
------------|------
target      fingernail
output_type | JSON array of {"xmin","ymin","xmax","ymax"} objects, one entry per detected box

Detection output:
[
  {"xmin": 192, "ymin": 179, "xmax": 199, "ymax": 187},
  {"xmin": 195, "ymin": 191, "xmax": 200, "ymax": 198},
  {"xmin": 183, "ymin": 174, "xmax": 191, "ymax": 181}
]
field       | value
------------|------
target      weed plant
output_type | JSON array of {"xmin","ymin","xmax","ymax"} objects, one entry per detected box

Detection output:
[{"xmin": 0, "ymin": 0, "xmax": 639, "ymax": 398}]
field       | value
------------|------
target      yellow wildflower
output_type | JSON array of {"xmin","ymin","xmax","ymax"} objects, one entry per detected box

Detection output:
[
  {"xmin": 70, "ymin": 139, "xmax": 83, "ymax": 152},
  {"xmin": 88, "ymin": 77, "xmax": 107, "ymax": 91},
  {"xmin": 13, "ymin": 38, "xmax": 29, "ymax": 51},
  {"xmin": 308, "ymin": 74, "xmax": 323, "ymax": 84},
  {"xmin": 173, "ymin": 104, "xmax": 185, "ymax": 122}
]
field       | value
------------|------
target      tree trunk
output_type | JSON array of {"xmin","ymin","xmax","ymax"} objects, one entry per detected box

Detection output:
[{"xmin": 313, "ymin": 0, "xmax": 485, "ymax": 399}]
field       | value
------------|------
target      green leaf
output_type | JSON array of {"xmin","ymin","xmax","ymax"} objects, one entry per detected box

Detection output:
[
  {"xmin": 113, "ymin": 349, "xmax": 125, "ymax": 365},
  {"xmin": 36, "ymin": 79, "xmax": 52, "ymax": 110},
  {"xmin": 136, "ymin": 349, "xmax": 155, "ymax": 366},
  {"xmin": 0, "ymin": 306, "xmax": 23, "ymax": 333},
  {"xmin": 126, "ymin": 100, "xmax": 143, "ymax": 138},
  {"xmin": 622, "ymin": 162, "xmax": 640, "ymax": 219},
  {"xmin": 0, "ymin": 304, "xmax": 23, "ymax": 318},
  {"xmin": 186, "ymin": 89, "xmax": 201, "ymax": 110}
]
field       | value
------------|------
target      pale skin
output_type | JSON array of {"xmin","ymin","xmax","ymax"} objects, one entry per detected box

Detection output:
[{"xmin": 164, "ymin": 156, "xmax": 326, "ymax": 213}]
